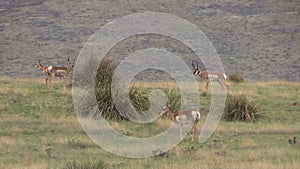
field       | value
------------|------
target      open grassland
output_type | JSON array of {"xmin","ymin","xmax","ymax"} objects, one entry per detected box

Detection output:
[{"xmin": 0, "ymin": 77, "xmax": 300, "ymax": 169}]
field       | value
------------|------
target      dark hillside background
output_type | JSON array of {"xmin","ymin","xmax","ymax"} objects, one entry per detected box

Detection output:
[{"xmin": 0, "ymin": 0, "xmax": 299, "ymax": 81}]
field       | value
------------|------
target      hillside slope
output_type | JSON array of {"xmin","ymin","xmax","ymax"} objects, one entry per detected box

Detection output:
[{"xmin": 0, "ymin": 0, "xmax": 299, "ymax": 80}]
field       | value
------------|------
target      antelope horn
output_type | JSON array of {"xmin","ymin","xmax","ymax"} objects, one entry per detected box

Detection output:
[{"xmin": 191, "ymin": 60, "xmax": 196, "ymax": 68}]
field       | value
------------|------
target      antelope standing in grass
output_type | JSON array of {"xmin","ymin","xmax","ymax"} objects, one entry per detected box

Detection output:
[
  {"xmin": 192, "ymin": 60, "xmax": 228, "ymax": 90},
  {"xmin": 160, "ymin": 104, "xmax": 201, "ymax": 142},
  {"xmin": 35, "ymin": 59, "xmax": 64, "ymax": 87},
  {"xmin": 35, "ymin": 58, "xmax": 75, "ymax": 89}
]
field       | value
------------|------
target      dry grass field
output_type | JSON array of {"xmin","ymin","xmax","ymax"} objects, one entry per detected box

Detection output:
[{"xmin": 0, "ymin": 77, "xmax": 299, "ymax": 169}]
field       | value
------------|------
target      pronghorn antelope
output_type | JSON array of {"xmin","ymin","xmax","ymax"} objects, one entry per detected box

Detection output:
[
  {"xmin": 160, "ymin": 104, "xmax": 201, "ymax": 142},
  {"xmin": 47, "ymin": 58, "xmax": 75, "ymax": 89},
  {"xmin": 192, "ymin": 60, "xmax": 228, "ymax": 90},
  {"xmin": 35, "ymin": 59, "xmax": 75, "ymax": 88},
  {"xmin": 35, "ymin": 59, "xmax": 64, "ymax": 87}
]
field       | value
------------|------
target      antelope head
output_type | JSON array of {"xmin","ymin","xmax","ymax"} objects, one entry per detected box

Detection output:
[
  {"xmin": 35, "ymin": 59, "xmax": 47, "ymax": 74},
  {"xmin": 67, "ymin": 58, "xmax": 75, "ymax": 71},
  {"xmin": 160, "ymin": 104, "xmax": 177, "ymax": 121},
  {"xmin": 160, "ymin": 104, "xmax": 170, "ymax": 116},
  {"xmin": 191, "ymin": 60, "xmax": 201, "ymax": 75},
  {"xmin": 35, "ymin": 59, "xmax": 42, "ymax": 68}
]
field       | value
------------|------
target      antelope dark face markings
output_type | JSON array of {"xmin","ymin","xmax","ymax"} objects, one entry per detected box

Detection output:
[{"xmin": 191, "ymin": 60, "xmax": 228, "ymax": 90}]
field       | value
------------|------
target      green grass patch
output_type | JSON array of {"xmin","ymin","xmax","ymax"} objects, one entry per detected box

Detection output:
[{"xmin": 0, "ymin": 78, "xmax": 300, "ymax": 169}]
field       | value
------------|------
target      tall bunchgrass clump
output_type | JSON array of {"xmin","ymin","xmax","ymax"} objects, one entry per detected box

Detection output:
[
  {"xmin": 128, "ymin": 82, "xmax": 181, "ymax": 118},
  {"xmin": 228, "ymin": 72, "xmax": 245, "ymax": 83},
  {"xmin": 163, "ymin": 85, "xmax": 181, "ymax": 111},
  {"xmin": 62, "ymin": 160, "xmax": 108, "ymax": 169},
  {"xmin": 223, "ymin": 93, "xmax": 258, "ymax": 122},
  {"xmin": 129, "ymin": 86, "xmax": 151, "ymax": 111},
  {"xmin": 94, "ymin": 57, "xmax": 122, "ymax": 120},
  {"xmin": 94, "ymin": 57, "xmax": 183, "ymax": 121},
  {"xmin": 95, "ymin": 58, "xmax": 152, "ymax": 121}
]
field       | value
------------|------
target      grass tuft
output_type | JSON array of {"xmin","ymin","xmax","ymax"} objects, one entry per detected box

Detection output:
[
  {"xmin": 228, "ymin": 72, "xmax": 245, "ymax": 83},
  {"xmin": 62, "ymin": 160, "xmax": 108, "ymax": 169},
  {"xmin": 223, "ymin": 93, "xmax": 259, "ymax": 122}
]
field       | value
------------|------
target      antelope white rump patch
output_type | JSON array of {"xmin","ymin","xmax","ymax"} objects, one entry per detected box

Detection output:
[
  {"xmin": 47, "ymin": 66, "xmax": 53, "ymax": 71},
  {"xmin": 223, "ymin": 73, "xmax": 227, "ymax": 79}
]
